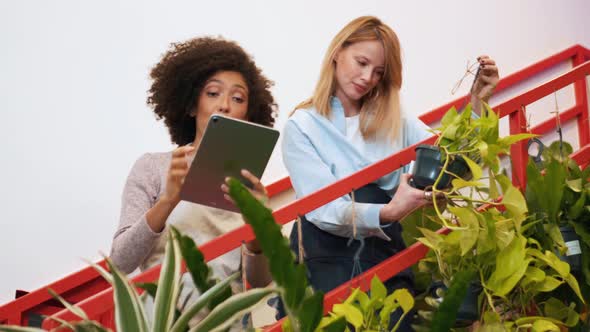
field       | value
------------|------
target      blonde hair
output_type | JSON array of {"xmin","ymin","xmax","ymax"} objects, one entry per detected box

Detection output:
[{"xmin": 296, "ymin": 16, "xmax": 402, "ymax": 140}]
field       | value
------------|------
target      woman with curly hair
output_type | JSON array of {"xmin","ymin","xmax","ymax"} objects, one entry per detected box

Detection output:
[{"xmin": 110, "ymin": 37, "xmax": 275, "ymax": 299}]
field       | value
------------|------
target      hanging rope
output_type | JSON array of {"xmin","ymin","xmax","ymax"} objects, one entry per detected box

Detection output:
[
  {"xmin": 347, "ymin": 190, "xmax": 366, "ymax": 291},
  {"xmin": 296, "ymin": 216, "xmax": 305, "ymax": 264}
]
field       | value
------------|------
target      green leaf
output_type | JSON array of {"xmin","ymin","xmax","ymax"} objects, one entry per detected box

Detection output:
[
  {"xmin": 370, "ymin": 275, "xmax": 387, "ymax": 302},
  {"xmin": 105, "ymin": 258, "xmax": 149, "ymax": 332},
  {"xmin": 568, "ymin": 191, "xmax": 586, "ymax": 219},
  {"xmin": 430, "ymin": 270, "xmax": 476, "ymax": 332},
  {"xmin": 152, "ymin": 229, "xmax": 182, "ymax": 332},
  {"xmin": 441, "ymin": 107, "xmax": 458, "ymax": 126},
  {"xmin": 566, "ymin": 178, "xmax": 583, "ymax": 192},
  {"xmin": 462, "ymin": 155, "xmax": 482, "ymax": 180},
  {"xmin": 332, "ymin": 303, "xmax": 364, "ymax": 329},
  {"xmin": 488, "ymin": 169, "xmax": 499, "ymax": 199},
  {"xmin": 227, "ymin": 178, "xmax": 319, "ymax": 329},
  {"xmin": 170, "ymin": 272, "xmax": 240, "ymax": 332},
  {"xmin": 477, "ymin": 213, "xmax": 497, "ymax": 254},
  {"xmin": 544, "ymin": 297, "xmax": 580, "ymax": 327},
  {"xmin": 299, "ymin": 291, "xmax": 324, "ymax": 332},
  {"xmin": 451, "ymin": 178, "xmax": 485, "ymax": 191},
  {"xmin": 136, "ymin": 282, "xmax": 158, "ymax": 299},
  {"xmin": 448, "ymin": 207, "xmax": 479, "ymax": 255},
  {"xmin": 531, "ymin": 319, "xmax": 560, "ymax": 332},
  {"xmin": 497, "ymin": 174, "xmax": 528, "ymax": 230},
  {"xmin": 486, "ymin": 235, "xmax": 528, "ymax": 296},
  {"xmin": 417, "ymin": 227, "xmax": 443, "ymax": 250},
  {"xmin": 47, "ymin": 288, "xmax": 88, "ymax": 320},
  {"xmin": 522, "ymin": 266, "xmax": 546, "ymax": 286},
  {"xmin": 564, "ymin": 274, "xmax": 585, "ymax": 303},
  {"xmin": 527, "ymin": 249, "xmax": 570, "ymax": 278},
  {"xmin": 172, "ymin": 227, "xmax": 216, "ymax": 303},
  {"xmin": 498, "ymin": 133, "xmax": 538, "ymax": 147},
  {"xmin": 316, "ymin": 316, "xmax": 347, "ymax": 332},
  {"xmin": 355, "ymin": 288, "xmax": 370, "ymax": 312},
  {"xmin": 190, "ymin": 288, "xmax": 274, "ymax": 332},
  {"xmin": 535, "ymin": 276, "xmax": 563, "ymax": 292}
]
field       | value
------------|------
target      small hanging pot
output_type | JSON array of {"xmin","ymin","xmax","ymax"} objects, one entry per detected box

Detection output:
[{"xmin": 411, "ymin": 144, "xmax": 471, "ymax": 190}]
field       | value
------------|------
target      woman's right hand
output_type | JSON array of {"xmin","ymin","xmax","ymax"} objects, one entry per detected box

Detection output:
[
  {"xmin": 161, "ymin": 145, "xmax": 196, "ymax": 205},
  {"xmin": 379, "ymin": 173, "xmax": 437, "ymax": 223}
]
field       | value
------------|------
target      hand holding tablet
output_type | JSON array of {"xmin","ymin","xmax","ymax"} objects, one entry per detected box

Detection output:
[{"xmin": 179, "ymin": 114, "xmax": 279, "ymax": 212}]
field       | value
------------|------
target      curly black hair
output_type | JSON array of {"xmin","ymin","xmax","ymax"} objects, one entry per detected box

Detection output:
[{"xmin": 147, "ymin": 37, "xmax": 276, "ymax": 145}]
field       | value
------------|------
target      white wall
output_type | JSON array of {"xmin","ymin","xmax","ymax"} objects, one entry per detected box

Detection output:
[{"xmin": 1, "ymin": 0, "xmax": 589, "ymax": 304}]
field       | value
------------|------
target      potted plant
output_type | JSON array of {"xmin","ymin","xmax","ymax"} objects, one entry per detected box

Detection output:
[
  {"xmin": 525, "ymin": 140, "xmax": 590, "ymax": 329},
  {"xmin": 0, "ymin": 180, "xmax": 326, "ymax": 332},
  {"xmin": 315, "ymin": 275, "xmax": 415, "ymax": 332},
  {"xmin": 409, "ymin": 103, "xmax": 585, "ymax": 330}
]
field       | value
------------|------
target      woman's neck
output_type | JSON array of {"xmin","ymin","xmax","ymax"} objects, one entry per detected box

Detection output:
[{"xmin": 334, "ymin": 90, "xmax": 361, "ymax": 117}]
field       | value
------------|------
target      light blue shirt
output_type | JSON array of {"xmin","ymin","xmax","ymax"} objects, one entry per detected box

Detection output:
[{"xmin": 282, "ymin": 97, "xmax": 431, "ymax": 240}]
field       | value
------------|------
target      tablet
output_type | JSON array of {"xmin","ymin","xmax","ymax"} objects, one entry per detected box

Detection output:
[{"xmin": 179, "ymin": 114, "xmax": 280, "ymax": 212}]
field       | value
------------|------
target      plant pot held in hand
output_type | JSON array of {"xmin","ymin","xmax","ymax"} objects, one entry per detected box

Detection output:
[{"xmin": 411, "ymin": 144, "xmax": 472, "ymax": 190}]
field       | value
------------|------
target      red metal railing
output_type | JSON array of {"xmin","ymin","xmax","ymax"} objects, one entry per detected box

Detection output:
[{"xmin": 0, "ymin": 45, "xmax": 588, "ymax": 330}]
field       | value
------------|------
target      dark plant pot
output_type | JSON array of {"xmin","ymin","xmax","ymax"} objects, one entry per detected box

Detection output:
[
  {"xmin": 430, "ymin": 281, "xmax": 482, "ymax": 327},
  {"xmin": 411, "ymin": 145, "xmax": 471, "ymax": 190},
  {"xmin": 558, "ymin": 225, "xmax": 582, "ymax": 273}
]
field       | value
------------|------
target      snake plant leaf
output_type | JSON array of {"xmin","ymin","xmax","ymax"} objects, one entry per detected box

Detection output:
[
  {"xmin": 104, "ymin": 258, "xmax": 149, "ymax": 332},
  {"xmin": 171, "ymin": 227, "xmax": 232, "ymax": 310},
  {"xmin": 46, "ymin": 288, "xmax": 88, "ymax": 320},
  {"xmin": 152, "ymin": 229, "xmax": 182, "ymax": 332},
  {"xmin": 172, "ymin": 227, "xmax": 213, "ymax": 294},
  {"xmin": 190, "ymin": 288, "xmax": 274, "ymax": 332},
  {"xmin": 227, "ymin": 178, "xmax": 321, "ymax": 330},
  {"xmin": 136, "ymin": 282, "xmax": 158, "ymax": 299},
  {"xmin": 170, "ymin": 272, "xmax": 240, "ymax": 332}
]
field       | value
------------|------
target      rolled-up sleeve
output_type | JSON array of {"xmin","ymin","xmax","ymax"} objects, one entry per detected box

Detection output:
[{"xmin": 282, "ymin": 119, "xmax": 390, "ymax": 241}]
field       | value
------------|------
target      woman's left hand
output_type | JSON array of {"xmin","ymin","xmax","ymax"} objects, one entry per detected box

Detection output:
[
  {"xmin": 221, "ymin": 169, "xmax": 269, "ymax": 206},
  {"xmin": 471, "ymin": 55, "xmax": 499, "ymax": 103}
]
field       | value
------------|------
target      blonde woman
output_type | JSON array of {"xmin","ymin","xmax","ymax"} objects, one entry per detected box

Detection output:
[{"xmin": 281, "ymin": 16, "xmax": 498, "ymax": 329}]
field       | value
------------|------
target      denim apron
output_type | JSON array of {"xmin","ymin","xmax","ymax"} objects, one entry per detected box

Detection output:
[{"xmin": 275, "ymin": 183, "xmax": 415, "ymax": 330}]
